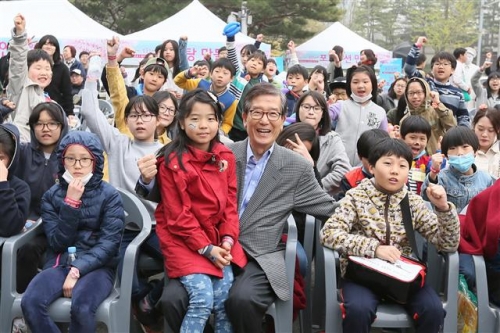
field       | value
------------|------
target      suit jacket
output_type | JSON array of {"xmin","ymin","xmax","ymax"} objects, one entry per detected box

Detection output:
[{"xmin": 229, "ymin": 139, "xmax": 336, "ymax": 300}]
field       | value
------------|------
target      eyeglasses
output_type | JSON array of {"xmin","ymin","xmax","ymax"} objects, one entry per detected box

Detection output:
[
  {"xmin": 159, "ymin": 105, "xmax": 176, "ymax": 115},
  {"xmin": 248, "ymin": 110, "xmax": 282, "ymax": 121},
  {"xmin": 332, "ymin": 91, "xmax": 347, "ymax": 97},
  {"xmin": 300, "ymin": 104, "xmax": 323, "ymax": 113},
  {"xmin": 127, "ymin": 113, "xmax": 155, "ymax": 122},
  {"xmin": 433, "ymin": 62, "xmax": 452, "ymax": 67},
  {"xmin": 63, "ymin": 157, "xmax": 94, "ymax": 167},
  {"xmin": 34, "ymin": 122, "xmax": 60, "ymax": 131},
  {"xmin": 407, "ymin": 90, "xmax": 425, "ymax": 97},
  {"xmin": 395, "ymin": 84, "xmax": 406, "ymax": 89}
]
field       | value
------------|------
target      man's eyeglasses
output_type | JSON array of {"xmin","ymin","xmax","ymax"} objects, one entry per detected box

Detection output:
[
  {"xmin": 34, "ymin": 122, "xmax": 60, "ymax": 131},
  {"xmin": 127, "ymin": 113, "xmax": 155, "ymax": 122},
  {"xmin": 63, "ymin": 157, "xmax": 94, "ymax": 167},
  {"xmin": 248, "ymin": 110, "xmax": 282, "ymax": 121}
]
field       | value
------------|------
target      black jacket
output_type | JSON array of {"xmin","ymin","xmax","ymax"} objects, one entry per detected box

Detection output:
[
  {"xmin": 0, "ymin": 123, "xmax": 31, "ymax": 236},
  {"xmin": 11, "ymin": 107, "xmax": 69, "ymax": 220},
  {"xmin": 45, "ymin": 62, "xmax": 74, "ymax": 116}
]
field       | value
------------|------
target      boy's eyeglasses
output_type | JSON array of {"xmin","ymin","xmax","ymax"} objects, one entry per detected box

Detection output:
[
  {"xmin": 159, "ymin": 105, "xmax": 176, "ymax": 115},
  {"xmin": 127, "ymin": 113, "xmax": 155, "ymax": 122},
  {"xmin": 63, "ymin": 157, "xmax": 94, "ymax": 167},
  {"xmin": 332, "ymin": 92, "xmax": 347, "ymax": 97},
  {"xmin": 34, "ymin": 122, "xmax": 61, "ymax": 131},
  {"xmin": 248, "ymin": 110, "xmax": 282, "ymax": 121},
  {"xmin": 433, "ymin": 62, "xmax": 452, "ymax": 67},
  {"xmin": 300, "ymin": 104, "xmax": 323, "ymax": 113}
]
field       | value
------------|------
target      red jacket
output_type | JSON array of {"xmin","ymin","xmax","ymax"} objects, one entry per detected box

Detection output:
[
  {"xmin": 459, "ymin": 179, "xmax": 500, "ymax": 258},
  {"xmin": 155, "ymin": 143, "xmax": 247, "ymax": 278}
]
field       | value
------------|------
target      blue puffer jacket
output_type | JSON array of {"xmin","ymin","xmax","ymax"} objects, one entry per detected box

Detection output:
[{"xmin": 41, "ymin": 131, "xmax": 124, "ymax": 276}]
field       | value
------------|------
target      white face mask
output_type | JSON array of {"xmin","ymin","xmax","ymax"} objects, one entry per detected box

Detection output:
[
  {"xmin": 351, "ymin": 93, "xmax": 372, "ymax": 104},
  {"xmin": 62, "ymin": 170, "xmax": 93, "ymax": 186}
]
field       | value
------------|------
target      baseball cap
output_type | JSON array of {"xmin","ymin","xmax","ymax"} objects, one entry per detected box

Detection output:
[
  {"xmin": 329, "ymin": 77, "xmax": 346, "ymax": 91},
  {"xmin": 71, "ymin": 68, "xmax": 82, "ymax": 76},
  {"xmin": 144, "ymin": 57, "xmax": 168, "ymax": 70}
]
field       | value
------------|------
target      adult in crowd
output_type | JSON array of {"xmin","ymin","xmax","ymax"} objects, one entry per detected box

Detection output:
[
  {"xmin": 79, "ymin": 51, "xmax": 90, "ymax": 72},
  {"xmin": 137, "ymin": 83, "xmax": 337, "ymax": 332},
  {"xmin": 328, "ymin": 45, "xmax": 344, "ymax": 83},
  {"xmin": 62, "ymin": 45, "xmax": 86, "ymax": 78}
]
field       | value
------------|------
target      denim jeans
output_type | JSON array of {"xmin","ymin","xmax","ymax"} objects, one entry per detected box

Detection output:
[
  {"xmin": 179, "ymin": 265, "xmax": 234, "ymax": 333},
  {"xmin": 21, "ymin": 266, "xmax": 114, "ymax": 333}
]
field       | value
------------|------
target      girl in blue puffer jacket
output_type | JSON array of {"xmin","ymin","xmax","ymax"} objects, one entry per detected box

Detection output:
[{"xmin": 21, "ymin": 131, "xmax": 125, "ymax": 333}]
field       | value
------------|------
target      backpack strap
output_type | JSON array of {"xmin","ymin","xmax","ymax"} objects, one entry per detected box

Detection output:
[{"xmin": 400, "ymin": 193, "xmax": 422, "ymax": 261}]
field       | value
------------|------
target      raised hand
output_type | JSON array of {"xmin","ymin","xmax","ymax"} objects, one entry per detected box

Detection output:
[
  {"xmin": 137, "ymin": 154, "xmax": 158, "ymax": 185},
  {"xmin": 13, "ymin": 14, "xmax": 26, "ymax": 35},
  {"xmin": 119, "ymin": 46, "xmax": 135, "ymax": 60},
  {"xmin": 416, "ymin": 36, "xmax": 427, "ymax": 46},
  {"xmin": 287, "ymin": 40, "xmax": 296, "ymax": 53},
  {"xmin": 106, "ymin": 36, "xmax": 120, "ymax": 57},
  {"xmin": 426, "ymin": 183, "xmax": 449, "ymax": 211},
  {"xmin": 223, "ymin": 22, "xmax": 240, "ymax": 38}
]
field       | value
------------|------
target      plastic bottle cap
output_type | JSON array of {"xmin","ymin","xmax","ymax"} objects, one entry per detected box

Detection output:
[{"xmin": 68, "ymin": 246, "xmax": 76, "ymax": 253}]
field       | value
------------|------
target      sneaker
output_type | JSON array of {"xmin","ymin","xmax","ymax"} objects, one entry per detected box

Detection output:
[{"xmin": 12, "ymin": 318, "xmax": 27, "ymax": 333}]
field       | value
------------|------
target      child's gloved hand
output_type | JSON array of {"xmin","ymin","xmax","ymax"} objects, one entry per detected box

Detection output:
[{"xmin": 223, "ymin": 22, "xmax": 241, "ymax": 38}]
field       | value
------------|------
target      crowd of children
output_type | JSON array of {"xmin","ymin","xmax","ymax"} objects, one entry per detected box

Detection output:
[{"xmin": 1, "ymin": 10, "xmax": 500, "ymax": 333}]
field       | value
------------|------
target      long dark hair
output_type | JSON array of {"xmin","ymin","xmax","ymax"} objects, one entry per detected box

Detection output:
[
  {"xmin": 163, "ymin": 89, "xmax": 223, "ymax": 170},
  {"xmin": 295, "ymin": 91, "xmax": 331, "ymax": 136},
  {"xmin": 160, "ymin": 40, "xmax": 180, "ymax": 77},
  {"xmin": 310, "ymin": 65, "xmax": 330, "ymax": 95},
  {"xmin": 35, "ymin": 35, "xmax": 61, "ymax": 64},
  {"xmin": 387, "ymin": 78, "xmax": 407, "ymax": 99}
]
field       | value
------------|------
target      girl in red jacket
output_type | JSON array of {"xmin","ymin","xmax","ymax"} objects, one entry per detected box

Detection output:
[{"xmin": 155, "ymin": 89, "xmax": 246, "ymax": 333}]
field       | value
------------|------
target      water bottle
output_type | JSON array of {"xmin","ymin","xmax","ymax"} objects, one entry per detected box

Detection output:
[
  {"xmin": 67, "ymin": 246, "xmax": 77, "ymax": 265},
  {"xmin": 87, "ymin": 55, "xmax": 102, "ymax": 82}
]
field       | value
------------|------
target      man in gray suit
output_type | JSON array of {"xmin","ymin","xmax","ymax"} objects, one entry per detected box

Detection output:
[{"xmin": 137, "ymin": 83, "xmax": 336, "ymax": 332}]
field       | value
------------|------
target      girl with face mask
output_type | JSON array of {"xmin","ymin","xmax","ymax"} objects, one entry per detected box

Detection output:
[
  {"xmin": 328, "ymin": 65, "xmax": 388, "ymax": 167},
  {"xmin": 421, "ymin": 126, "xmax": 494, "ymax": 214}
]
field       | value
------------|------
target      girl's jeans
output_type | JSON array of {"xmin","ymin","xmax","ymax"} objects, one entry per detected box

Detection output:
[{"xmin": 179, "ymin": 265, "xmax": 234, "ymax": 333}]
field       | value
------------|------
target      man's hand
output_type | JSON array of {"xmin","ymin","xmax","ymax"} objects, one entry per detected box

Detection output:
[
  {"xmin": 180, "ymin": 35, "xmax": 188, "ymax": 41},
  {"xmin": 375, "ymin": 245, "xmax": 401, "ymax": 263},
  {"xmin": 426, "ymin": 183, "xmax": 449, "ymax": 211},
  {"xmin": 13, "ymin": 14, "xmax": 26, "ymax": 36},
  {"xmin": 137, "ymin": 154, "xmax": 157, "ymax": 185}
]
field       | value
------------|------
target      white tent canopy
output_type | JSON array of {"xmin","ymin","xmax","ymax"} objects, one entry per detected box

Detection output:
[
  {"xmin": 0, "ymin": 0, "xmax": 121, "ymax": 39},
  {"xmin": 126, "ymin": 0, "xmax": 265, "ymax": 47},
  {"xmin": 296, "ymin": 22, "xmax": 390, "ymax": 54}
]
